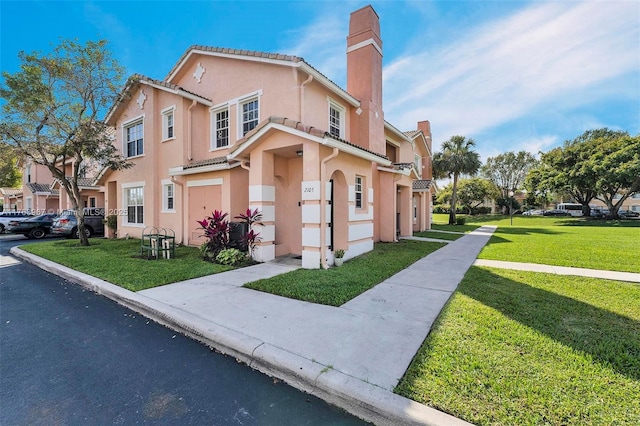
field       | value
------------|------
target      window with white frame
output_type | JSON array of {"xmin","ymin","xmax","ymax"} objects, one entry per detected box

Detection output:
[
  {"xmin": 414, "ymin": 154, "xmax": 422, "ymax": 178},
  {"xmin": 162, "ymin": 181, "xmax": 175, "ymax": 212},
  {"xmin": 124, "ymin": 186, "xmax": 144, "ymax": 224},
  {"xmin": 162, "ymin": 107, "xmax": 175, "ymax": 141},
  {"xmin": 212, "ymin": 107, "xmax": 229, "ymax": 149},
  {"xmin": 240, "ymin": 98, "xmax": 259, "ymax": 136},
  {"xmin": 124, "ymin": 119, "xmax": 144, "ymax": 158},
  {"xmin": 355, "ymin": 175, "xmax": 364, "ymax": 209},
  {"xmin": 25, "ymin": 197, "xmax": 33, "ymax": 212},
  {"xmin": 328, "ymin": 100, "xmax": 345, "ymax": 139},
  {"xmin": 26, "ymin": 164, "xmax": 31, "ymax": 183},
  {"xmin": 89, "ymin": 197, "xmax": 96, "ymax": 208}
]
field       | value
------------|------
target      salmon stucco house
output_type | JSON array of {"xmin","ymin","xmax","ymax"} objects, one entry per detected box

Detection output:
[{"xmin": 99, "ymin": 5, "xmax": 434, "ymax": 268}]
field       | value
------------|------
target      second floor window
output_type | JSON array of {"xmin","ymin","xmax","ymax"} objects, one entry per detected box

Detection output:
[
  {"xmin": 26, "ymin": 164, "xmax": 31, "ymax": 183},
  {"xmin": 241, "ymin": 99, "xmax": 259, "ymax": 136},
  {"xmin": 214, "ymin": 109, "xmax": 229, "ymax": 148},
  {"xmin": 328, "ymin": 100, "xmax": 345, "ymax": 139},
  {"xmin": 125, "ymin": 120, "xmax": 144, "ymax": 158},
  {"xmin": 162, "ymin": 109, "xmax": 174, "ymax": 140}
]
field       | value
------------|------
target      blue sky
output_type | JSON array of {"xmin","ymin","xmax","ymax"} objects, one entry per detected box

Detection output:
[{"xmin": 2, "ymin": 0, "xmax": 639, "ymax": 161}]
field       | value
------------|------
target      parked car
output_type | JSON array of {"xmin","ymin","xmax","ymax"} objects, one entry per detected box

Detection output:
[
  {"xmin": 0, "ymin": 212, "xmax": 34, "ymax": 233},
  {"xmin": 543, "ymin": 209, "xmax": 571, "ymax": 217},
  {"xmin": 619, "ymin": 210, "xmax": 640, "ymax": 218},
  {"xmin": 6, "ymin": 213, "xmax": 59, "ymax": 239},
  {"xmin": 590, "ymin": 208, "xmax": 609, "ymax": 218},
  {"xmin": 523, "ymin": 209, "xmax": 544, "ymax": 216},
  {"xmin": 51, "ymin": 208, "xmax": 105, "ymax": 238}
]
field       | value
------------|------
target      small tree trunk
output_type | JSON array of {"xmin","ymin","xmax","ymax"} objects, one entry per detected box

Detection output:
[{"xmin": 449, "ymin": 173, "xmax": 459, "ymax": 225}]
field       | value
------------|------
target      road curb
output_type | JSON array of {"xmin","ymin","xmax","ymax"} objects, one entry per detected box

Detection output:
[{"xmin": 10, "ymin": 246, "xmax": 472, "ymax": 426}]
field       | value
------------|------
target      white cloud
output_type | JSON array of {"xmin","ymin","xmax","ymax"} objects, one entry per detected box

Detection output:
[
  {"xmin": 279, "ymin": 14, "xmax": 347, "ymax": 84},
  {"xmin": 383, "ymin": 1, "xmax": 640, "ymax": 150}
]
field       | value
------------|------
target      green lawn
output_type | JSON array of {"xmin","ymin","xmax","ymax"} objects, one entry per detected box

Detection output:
[
  {"xmin": 396, "ymin": 266, "xmax": 640, "ymax": 425},
  {"xmin": 413, "ymin": 230, "xmax": 464, "ymax": 241},
  {"xmin": 21, "ymin": 239, "xmax": 233, "ymax": 291},
  {"xmin": 432, "ymin": 214, "xmax": 640, "ymax": 273},
  {"xmin": 244, "ymin": 240, "xmax": 445, "ymax": 306}
]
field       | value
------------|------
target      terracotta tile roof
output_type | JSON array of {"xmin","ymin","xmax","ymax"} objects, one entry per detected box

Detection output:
[
  {"xmin": 26, "ymin": 183, "xmax": 56, "ymax": 194},
  {"xmin": 403, "ymin": 130, "xmax": 421, "ymax": 139},
  {"xmin": 393, "ymin": 162, "xmax": 415, "ymax": 170},
  {"xmin": 230, "ymin": 116, "xmax": 389, "ymax": 162},
  {"xmin": 106, "ymin": 73, "xmax": 212, "ymax": 124},
  {"xmin": 0, "ymin": 188, "xmax": 22, "ymax": 196},
  {"xmin": 182, "ymin": 156, "xmax": 229, "ymax": 170},
  {"xmin": 130, "ymin": 73, "xmax": 212, "ymax": 103},
  {"xmin": 412, "ymin": 179, "xmax": 433, "ymax": 190}
]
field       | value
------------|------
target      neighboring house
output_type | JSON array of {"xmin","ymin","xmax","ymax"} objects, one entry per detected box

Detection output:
[
  {"xmin": 3, "ymin": 159, "xmax": 104, "ymax": 214},
  {"xmin": 0, "ymin": 187, "xmax": 23, "ymax": 211},
  {"xmin": 587, "ymin": 194, "xmax": 640, "ymax": 213},
  {"xmin": 99, "ymin": 5, "xmax": 434, "ymax": 268},
  {"xmin": 16, "ymin": 160, "xmax": 58, "ymax": 214}
]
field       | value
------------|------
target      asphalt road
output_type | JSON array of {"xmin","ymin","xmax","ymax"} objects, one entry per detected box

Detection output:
[{"xmin": 0, "ymin": 236, "xmax": 367, "ymax": 425}]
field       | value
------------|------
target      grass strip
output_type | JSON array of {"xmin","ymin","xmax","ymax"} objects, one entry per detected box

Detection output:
[
  {"xmin": 244, "ymin": 240, "xmax": 445, "ymax": 306},
  {"xmin": 21, "ymin": 239, "xmax": 232, "ymax": 291},
  {"xmin": 396, "ymin": 266, "xmax": 640, "ymax": 425},
  {"xmin": 413, "ymin": 230, "xmax": 464, "ymax": 241}
]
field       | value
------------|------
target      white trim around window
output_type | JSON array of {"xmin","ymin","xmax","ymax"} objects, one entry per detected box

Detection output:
[
  {"xmin": 122, "ymin": 114, "xmax": 145, "ymax": 158},
  {"xmin": 237, "ymin": 90, "xmax": 262, "ymax": 139},
  {"xmin": 121, "ymin": 181, "xmax": 145, "ymax": 227},
  {"xmin": 210, "ymin": 104, "xmax": 230, "ymax": 150},
  {"xmin": 161, "ymin": 179, "xmax": 176, "ymax": 213},
  {"xmin": 355, "ymin": 175, "xmax": 364, "ymax": 209},
  {"xmin": 161, "ymin": 106, "xmax": 175, "ymax": 142},
  {"xmin": 328, "ymin": 98, "xmax": 345, "ymax": 139}
]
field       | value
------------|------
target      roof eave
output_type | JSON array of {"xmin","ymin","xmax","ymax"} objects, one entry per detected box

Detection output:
[{"xmin": 168, "ymin": 162, "xmax": 237, "ymax": 176}]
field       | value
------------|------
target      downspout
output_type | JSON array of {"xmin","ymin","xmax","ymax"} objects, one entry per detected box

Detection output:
[
  {"xmin": 319, "ymin": 147, "xmax": 339, "ymax": 269},
  {"xmin": 300, "ymin": 74, "xmax": 313, "ymax": 123},
  {"xmin": 171, "ymin": 176, "xmax": 185, "ymax": 245},
  {"xmin": 240, "ymin": 160, "xmax": 250, "ymax": 172},
  {"xmin": 187, "ymin": 99, "xmax": 197, "ymax": 161}
]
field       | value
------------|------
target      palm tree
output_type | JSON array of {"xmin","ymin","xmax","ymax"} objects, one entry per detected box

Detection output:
[{"xmin": 433, "ymin": 136, "xmax": 482, "ymax": 225}]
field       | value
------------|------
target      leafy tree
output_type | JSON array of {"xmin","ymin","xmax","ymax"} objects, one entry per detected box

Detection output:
[
  {"xmin": 435, "ymin": 184, "xmax": 452, "ymax": 205},
  {"xmin": 592, "ymin": 134, "xmax": 640, "ymax": 216},
  {"xmin": 0, "ymin": 142, "xmax": 22, "ymax": 187},
  {"xmin": 457, "ymin": 177, "xmax": 499, "ymax": 214},
  {"xmin": 433, "ymin": 136, "xmax": 481, "ymax": 224},
  {"xmin": 532, "ymin": 128, "xmax": 630, "ymax": 217},
  {"xmin": 0, "ymin": 39, "xmax": 130, "ymax": 245},
  {"xmin": 481, "ymin": 151, "xmax": 538, "ymax": 211}
]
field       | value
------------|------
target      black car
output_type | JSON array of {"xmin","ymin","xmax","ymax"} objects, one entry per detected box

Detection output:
[
  {"xmin": 6, "ymin": 213, "xmax": 58, "ymax": 239},
  {"xmin": 543, "ymin": 209, "xmax": 571, "ymax": 217}
]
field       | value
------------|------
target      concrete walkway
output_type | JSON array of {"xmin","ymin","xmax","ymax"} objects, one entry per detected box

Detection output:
[
  {"xmin": 474, "ymin": 259, "xmax": 640, "ymax": 283},
  {"xmin": 10, "ymin": 227, "xmax": 498, "ymax": 425}
]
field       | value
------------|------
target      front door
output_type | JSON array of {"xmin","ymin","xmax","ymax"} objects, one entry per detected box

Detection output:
[{"xmin": 188, "ymin": 185, "xmax": 221, "ymax": 246}]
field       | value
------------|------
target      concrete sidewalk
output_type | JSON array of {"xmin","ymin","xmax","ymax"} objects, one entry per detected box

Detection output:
[
  {"xmin": 10, "ymin": 226, "xmax": 497, "ymax": 425},
  {"xmin": 474, "ymin": 259, "xmax": 640, "ymax": 283}
]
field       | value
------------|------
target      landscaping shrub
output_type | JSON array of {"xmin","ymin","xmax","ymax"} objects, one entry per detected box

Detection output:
[
  {"xmin": 456, "ymin": 216, "xmax": 466, "ymax": 225},
  {"xmin": 216, "ymin": 248, "xmax": 245, "ymax": 265},
  {"xmin": 197, "ymin": 208, "xmax": 262, "ymax": 263}
]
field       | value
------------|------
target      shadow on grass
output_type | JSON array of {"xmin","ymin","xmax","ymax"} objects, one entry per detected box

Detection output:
[
  {"xmin": 559, "ymin": 219, "xmax": 640, "ymax": 228},
  {"xmin": 460, "ymin": 267, "xmax": 640, "ymax": 381}
]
